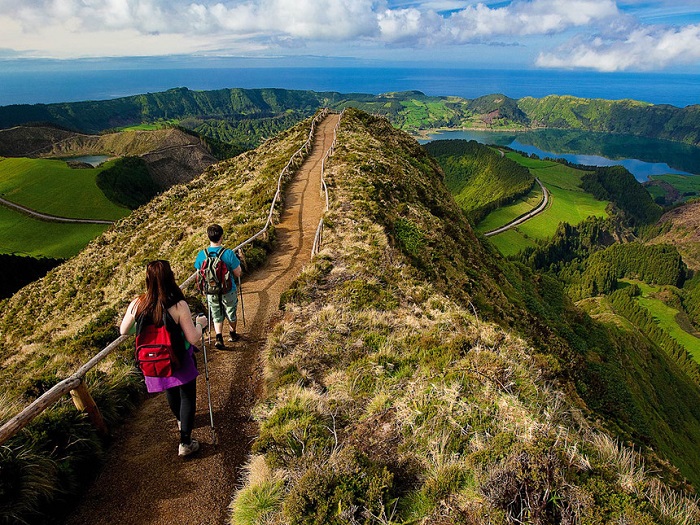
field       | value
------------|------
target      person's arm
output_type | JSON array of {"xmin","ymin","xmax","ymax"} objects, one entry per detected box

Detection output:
[
  {"xmin": 226, "ymin": 249, "xmax": 242, "ymax": 278},
  {"xmin": 119, "ymin": 299, "xmax": 139, "ymax": 335},
  {"xmin": 176, "ymin": 300, "xmax": 207, "ymax": 345}
]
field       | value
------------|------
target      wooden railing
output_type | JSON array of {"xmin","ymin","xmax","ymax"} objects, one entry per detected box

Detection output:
[
  {"xmin": 311, "ymin": 110, "xmax": 343, "ymax": 256},
  {"xmin": 0, "ymin": 109, "xmax": 333, "ymax": 446}
]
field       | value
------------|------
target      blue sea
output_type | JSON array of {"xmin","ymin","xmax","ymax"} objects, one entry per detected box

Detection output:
[{"xmin": 0, "ymin": 67, "xmax": 698, "ymax": 107}]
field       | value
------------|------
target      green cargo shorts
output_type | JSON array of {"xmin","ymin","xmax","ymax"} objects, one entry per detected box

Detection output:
[{"xmin": 207, "ymin": 289, "xmax": 238, "ymax": 323}]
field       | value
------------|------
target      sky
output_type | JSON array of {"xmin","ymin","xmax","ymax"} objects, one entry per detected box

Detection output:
[{"xmin": 1, "ymin": 0, "xmax": 699, "ymax": 72}]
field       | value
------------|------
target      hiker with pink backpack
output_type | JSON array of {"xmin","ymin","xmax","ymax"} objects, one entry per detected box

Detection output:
[{"xmin": 194, "ymin": 224, "xmax": 242, "ymax": 350}]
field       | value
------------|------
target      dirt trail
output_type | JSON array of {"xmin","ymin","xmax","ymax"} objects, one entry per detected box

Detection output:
[{"xmin": 64, "ymin": 113, "xmax": 340, "ymax": 525}]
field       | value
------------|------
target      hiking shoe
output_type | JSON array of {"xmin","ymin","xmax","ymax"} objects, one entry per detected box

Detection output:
[
  {"xmin": 215, "ymin": 334, "xmax": 225, "ymax": 350},
  {"xmin": 228, "ymin": 331, "xmax": 240, "ymax": 342},
  {"xmin": 178, "ymin": 439, "xmax": 200, "ymax": 457}
]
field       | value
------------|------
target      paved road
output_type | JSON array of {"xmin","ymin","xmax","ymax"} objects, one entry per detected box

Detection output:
[{"xmin": 484, "ymin": 177, "xmax": 549, "ymax": 237}]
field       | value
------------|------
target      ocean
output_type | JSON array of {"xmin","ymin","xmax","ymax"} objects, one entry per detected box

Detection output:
[{"xmin": 0, "ymin": 67, "xmax": 698, "ymax": 107}]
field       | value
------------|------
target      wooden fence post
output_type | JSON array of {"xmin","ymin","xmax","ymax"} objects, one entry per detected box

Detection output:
[{"xmin": 70, "ymin": 382, "xmax": 109, "ymax": 437}]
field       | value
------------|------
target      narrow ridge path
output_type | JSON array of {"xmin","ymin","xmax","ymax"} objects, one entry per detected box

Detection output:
[{"xmin": 64, "ymin": 113, "xmax": 340, "ymax": 525}]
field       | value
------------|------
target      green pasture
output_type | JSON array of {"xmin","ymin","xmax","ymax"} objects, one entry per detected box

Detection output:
[
  {"xmin": 0, "ymin": 157, "xmax": 129, "ymax": 220},
  {"xmin": 483, "ymin": 153, "xmax": 609, "ymax": 255},
  {"xmin": 0, "ymin": 205, "xmax": 109, "ymax": 258},
  {"xmin": 117, "ymin": 119, "xmax": 179, "ymax": 131},
  {"xmin": 399, "ymin": 100, "xmax": 453, "ymax": 129},
  {"xmin": 476, "ymin": 185, "xmax": 543, "ymax": 233},
  {"xmin": 647, "ymin": 173, "xmax": 700, "ymax": 201},
  {"xmin": 623, "ymin": 280, "xmax": 700, "ymax": 362}
]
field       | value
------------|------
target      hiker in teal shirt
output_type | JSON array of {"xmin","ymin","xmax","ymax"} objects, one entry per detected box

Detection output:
[{"xmin": 194, "ymin": 224, "xmax": 242, "ymax": 349}]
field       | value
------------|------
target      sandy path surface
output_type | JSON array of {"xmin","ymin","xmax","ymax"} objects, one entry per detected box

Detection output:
[{"xmin": 64, "ymin": 113, "xmax": 340, "ymax": 525}]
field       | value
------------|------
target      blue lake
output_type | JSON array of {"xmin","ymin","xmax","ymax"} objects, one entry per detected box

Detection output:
[
  {"xmin": 65, "ymin": 155, "xmax": 110, "ymax": 167},
  {"xmin": 420, "ymin": 129, "xmax": 700, "ymax": 182}
]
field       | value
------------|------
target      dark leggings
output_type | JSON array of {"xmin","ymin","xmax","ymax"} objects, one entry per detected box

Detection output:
[{"xmin": 165, "ymin": 379, "xmax": 197, "ymax": 444}]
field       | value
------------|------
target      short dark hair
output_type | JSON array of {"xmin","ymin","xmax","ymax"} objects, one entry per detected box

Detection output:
[{"xmin": 207, "ymin": 224, "xmax": 224, "ymax": 242}]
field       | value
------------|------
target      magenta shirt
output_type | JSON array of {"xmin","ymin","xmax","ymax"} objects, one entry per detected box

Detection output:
[{"xmin": 144, "ymin": 344, "xmax": 199, "ymax": 393}]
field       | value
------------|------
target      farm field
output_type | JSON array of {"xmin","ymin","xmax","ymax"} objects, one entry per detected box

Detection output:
[
  {"xmin": 0, "ymin": 204, "xmax": 109, "ymax": 258},
  {"xmin": 622, "ymin": 279, "xmax": 700, "ymax": 363},
  {"xmin": 483, "ymin": 153, "xmax": 609, "ymax": 256},
  {"xmin": 0, "ymin": 157, "xmax": 129, "ymax": 220}
]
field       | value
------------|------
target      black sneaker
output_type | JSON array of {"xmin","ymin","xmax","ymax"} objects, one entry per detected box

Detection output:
[
  {"xmin": 215, "ymin": 334, "xmax": 225, "ymax": 350},
  {"xmin": 228, "ymin": 331, "xmax": 240, "ymax": 342}
]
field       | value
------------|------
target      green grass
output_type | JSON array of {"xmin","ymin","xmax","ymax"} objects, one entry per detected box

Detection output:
[
  {"xmin": 624, "ymin": 280, "xmax": 700, "ymax": 362},
  {"xmin": 0, "ymin": 205, "xmax": 109, "ymax": 258},
  {"xmin": 648, "ymin": 173, "xmax": 700, "ymax": 200},
  {"xmin": 476, "ymin": 185, "xmax": 543, "ymax": 233},
  {"xmin": 483, "ymin": 153, "xmax": 609, "ymax": 254},
  {"xmin": 399, "ymin": 100, "xmax": 453, "ymax": 129},
  {"xmin": 117, "ymin": 119, "xmax": 180, "ymax": 131},
  {"xmin": 0, "ymin": 158, "xmax": 130, "ymax": 220}
]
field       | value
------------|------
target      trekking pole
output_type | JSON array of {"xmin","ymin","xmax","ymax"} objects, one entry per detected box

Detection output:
[
  {"xmin": 236, "ymin": 249, "xmax": 246, "ymax": 328},
  {"xmin": 237, "ymin": 275, "xmax": 246, "ymax": 328},
  {"xmin": 200, "ymin": 319, "xmax": 218, "ymax": 446}
]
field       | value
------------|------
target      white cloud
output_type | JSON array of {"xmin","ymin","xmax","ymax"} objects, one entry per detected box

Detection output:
[
  {"xmin": 447, "ymin": 0, "xmax": 619, "ymax": 41},
  {"xmin": 0, "ymin": 0, "xmax": 698, "ymax": 73},
  {"xmin": 536, "ymin": 23, "xmax": 700, "ymax": 71}
]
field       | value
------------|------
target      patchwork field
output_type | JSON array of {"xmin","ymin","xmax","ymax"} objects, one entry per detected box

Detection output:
[{"xmin": 481, "ymin": 153, "xmax": 609, "ymax": 256}]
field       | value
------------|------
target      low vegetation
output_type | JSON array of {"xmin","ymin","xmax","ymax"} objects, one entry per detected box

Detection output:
[
  {"xmin": 0, "ymin": 114, "xmax": 323, "ymax": 524},
  {"xmin": 3, "ymin": 88, "xmax": 700, "ymax": 149},
  {"xmin": 230, "ymin": 109, "xmax": 700, "ymax": 524},
  {"xmin": 0, "ymin": 204, "xmax": 109, "ymax": 259}
]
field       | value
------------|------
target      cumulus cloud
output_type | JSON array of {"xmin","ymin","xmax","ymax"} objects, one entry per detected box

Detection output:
[
  {"xmin": 444, "ymin": 0, "xmax": 619, "ymax": 41},
  {"xmin": 0, "ymin": 0, "xmax": 698, "ymax": 73},
  {"xmin": 536, "ymin": 23, "xmax": 700, "ymax": 71}
]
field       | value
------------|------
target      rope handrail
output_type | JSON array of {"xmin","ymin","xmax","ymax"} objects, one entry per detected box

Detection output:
[
  {"xmin": 311, "ymin": 110, "xmax": 343, "ymax": 256},
  {"xmin": 0, "ymin": 108, "xmax": 333, "ymax": 446}
]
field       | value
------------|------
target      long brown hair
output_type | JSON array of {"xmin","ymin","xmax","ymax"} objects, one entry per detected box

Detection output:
[{"xmin": 135, "ymin": 260, "xmax": 185, "ymax": 326}]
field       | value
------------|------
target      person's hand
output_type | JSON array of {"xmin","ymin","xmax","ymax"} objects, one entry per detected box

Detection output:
[{"xmin": 195, "ymin": 314, "xmax": 208, "ymax": 330}]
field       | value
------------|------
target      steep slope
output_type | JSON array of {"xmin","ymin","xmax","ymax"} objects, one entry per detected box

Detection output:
[
  {"xmin": 0, "ymin": 115, "xmax": 322, "ymax": 524},
  {"xmin": 229, "ymin": 109, "xmax": 700, "ymax": 524},
  {"xmin": 649, "ymin": 201, "xmax": 700, "ymax": 271},
  {"xmin": 2, "ymin": 109, "xmax": 700, "ymax": 525}
]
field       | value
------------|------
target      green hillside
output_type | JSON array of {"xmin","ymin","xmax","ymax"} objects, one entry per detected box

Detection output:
[
  {"xmin": 0, "ymin": 114, "xmax": 317, "ymax": 524},
  {"xmin": 423, "ymin": 140, "xmax": 533, "ymax": 224},
  {"xmin": 477, "ymin": 153, "xmax": 609, "ymax": 255},
  {"xmin": 3, "ymin": 88, "xmax": 700, "ymax": 149},
  {"xmin": 0, "ymin": 157, "xmax": 129, "ymax": 221},
  {"xmin": 518, "ymin": 95, "xmax": 700, "ymax": 146},
  {"xmin": 231, "ymin": 110, "xmax": 700, "ymax": 524},
  {"xmin": 2, "ymin": 110, "xmax": 700, "ymax": 524}
]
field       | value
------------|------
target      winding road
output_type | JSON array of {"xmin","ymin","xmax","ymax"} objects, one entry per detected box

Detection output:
[
  {"xmin": 484, "ymin": 177, "xmax": 549, "ymax": 237},
  {"xmin": 0, "ymin": 196, "xmax": 115, "ymax": 224}
]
